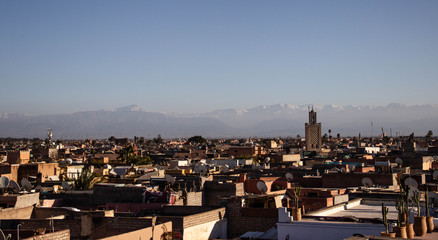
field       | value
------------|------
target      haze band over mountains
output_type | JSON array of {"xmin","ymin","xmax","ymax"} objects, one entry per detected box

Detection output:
[{"xmin": 0, "ymin": 103, "xmax": 437, "ymax": 139}]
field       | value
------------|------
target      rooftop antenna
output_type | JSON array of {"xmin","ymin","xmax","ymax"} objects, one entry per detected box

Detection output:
[
  {"xmin": 0, "ymin": 176, "xmax": 10, "ymax": 193},
  {"xmin": 220, "ymin": 165, "xmax": 229, "ymax": 173},
  {"xmin": 285, "ymin": 173, "xmax": 294, "ymax": 182},
  {"xmin": 9, "ymin": 180, "xmax": 21, "ymax": 194},
  {"xmin": 256, "ymin": 181, "xmax": 268, "ymax": 194},
  {"xmin": 361, "ymin": 177, "xmax": 374, "ymax": 188},
  {"xmin": 404, "ymin": 177, "xmax": 418, "ymax": 189},
  {"xmin": 21, "ymin": 178, "xmax": 32, "ymax": 192},
  {"xmin": 165, "ymin": 174, "xmax": 176, "ymax": 184},
  {"xmin": 395, "ymin": 158, "xmax": 403, "ymax": 167},
  {"xmin": 61, "ymin": 181, "xmax": 70, "ymax": 191},
  {"xmin": 432, "ymin": 170, "xmax": 438, "ymax": 180}
]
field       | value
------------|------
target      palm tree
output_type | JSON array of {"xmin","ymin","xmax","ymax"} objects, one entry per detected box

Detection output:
[
  {"xmin": 118, "ymin": 145, "xmax": 136, "ymax": 164},
  {"xmin": 68, "ymin": 168, "xmax": 106, "ymax": 190}
]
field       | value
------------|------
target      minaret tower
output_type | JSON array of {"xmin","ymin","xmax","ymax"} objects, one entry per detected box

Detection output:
[{"xmin": 305, "ymin": 106, "xmax": 322, "ymax": 151}]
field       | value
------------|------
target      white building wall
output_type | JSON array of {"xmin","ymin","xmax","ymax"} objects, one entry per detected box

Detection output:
[
  {"xmin": 277, "ymin": 221, "xmax": 385, "ymax": 240},
  {"xmin": 183, "ymin": 219, "xmax": 227, "ymax": 240}
]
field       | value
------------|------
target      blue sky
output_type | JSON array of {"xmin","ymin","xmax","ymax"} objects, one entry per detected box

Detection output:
[{"xmin": 1, "ymin": 1, "xmax": 437, "ymax": 115}]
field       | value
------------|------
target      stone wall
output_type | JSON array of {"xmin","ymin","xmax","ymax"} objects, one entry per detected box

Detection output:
[{"xmin": 226, "ymin": 200, "xmax": 278, "ymax": 238}]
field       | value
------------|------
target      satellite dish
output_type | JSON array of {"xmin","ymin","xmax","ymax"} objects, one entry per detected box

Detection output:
[
  {"xmin": 0, "ymin": 176, "xmax": 10, "ymax": 189},
  {"xmin": 395, "ymin": 158, "xmax": 403, "ymax": 165},
  {"xmin": 428, "ymin": 191, "xmax": 437, "ymax": 200},
  {"xmin": 340, "ymin": 167, "xmax": 346, "ymax": 173},
  {"xmin": 9, "ymin": 180, "xmax": 21, "ymax": 193},
  {"xmin": 197, "ymin": 165, "xmax": 207, "ymax": 176},
  {"xmin": 21, "ymin": 179, "xmax": 32, "ymax": 191},
  {"xmin": 65, "ymin": 158, "xmax": 73, "ymax": 164},
  {"xmin": 220, "ymin": 165, "xmax": 229, "ymax": 173},
  {"xmin": 231, "ymin": 156, "xmax": 235, "ymax": 159},
  {"xmin": 433, "ymin": 170, "xmax": 438, "ymax": 179},
  {"xmin": 408, "ymin": 187, "xmax": 420, "ymax": 199},
  {"xmin": 165, "ymin": 174, "xmax": 176, "ymax": 184},
  {"xmin": 348, "ymin": 165, "xmax": 356, "ymax": 172},
  {"xmin": 256, "ymin": 181, "xmax": 268, "ymax": 194},
  {"xmin": 265, "ymin": 157, "xmax": 271, "ymax": 163},
  {"xmin": 285, "ymin": 173, "xmax": 294, "ymax": 182},
  {"xmin": 404, "ymin": 177, "xmax": 418, "ymax": 188},
  {"xmin": 61, "ymin": 181, "xmax": 70, "ymax": 191},
  {"xmin": 361, "ymin": 177, "xmax": 374, "ymax": 187}
]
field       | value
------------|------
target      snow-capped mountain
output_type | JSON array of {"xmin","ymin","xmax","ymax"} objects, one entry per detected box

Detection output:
[{"xmin": 0, "ymin": 103, "xmax": 437, "ymax": 138}]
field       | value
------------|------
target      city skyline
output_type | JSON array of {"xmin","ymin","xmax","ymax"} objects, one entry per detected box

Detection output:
[{"xmin": 1, "ymin": 1, "xmax": 438, "ymax": 115}]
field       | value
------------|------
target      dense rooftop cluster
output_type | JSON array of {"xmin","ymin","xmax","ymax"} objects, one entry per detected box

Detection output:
[{"xmin": 0, "ymin": 127, "xmax": 437, "ymax": 239}]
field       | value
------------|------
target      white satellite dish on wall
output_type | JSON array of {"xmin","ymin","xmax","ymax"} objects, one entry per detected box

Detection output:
[
  {"xmin": 256, "ymin": 181, "xmax": 268, "ymax": 194},
  {"xmin": 220, "ymin": 165, "xmax": 229, "ymax": 173},
  {"xmin": 404, "ymin": 177, "xmax": 418, "ymax": 189},
  {"xmin": 361, "ymin": 177, "xmax": 374, "ymax": 187},
  {"xmin": 285, "ymin": 173, "xmax": 294, "ymax": 182},
  {"xmin": 61, "ymin": 181, "xmax": 70, "ymax": 191},
  {"xmin": 21, "ymin": 179, "xmax": 32, "ymax": 191},
  {"xmin": 433, "ymin": 170, "xmax": 438, "ymax": 180},
  {"xmin": 9, "ymin": 180, "xmax": 21, "ymax": 193},
  {"xmin": 165, "ymin": 174, "xmax": 176, "ymax": 184},
  {"xmin": 0, "ymin": 176, "xmax": 10, "ymax": 189},
  {"xmin": 197, "ymin": 165, "xmax": 207, "ymax": 176},
  {"xmin": 395, "ymin": 158, "xmax": 403, "ymax": 165},
  {"xmin": 348, "ymin": 165, "xmax": 356, "ymax": 172}
]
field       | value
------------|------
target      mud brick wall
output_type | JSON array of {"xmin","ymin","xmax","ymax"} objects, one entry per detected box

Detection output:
[
  {"xmin": 22, "ymin": 229, "xmax": 70, "ymax": 240},
  {"xmin": 204, "ymin": 181, "xmax": 244, "ymax": 207},
  {"xmin": 226, "ymin": 200, "xmax": 278, "ymax": 238}
]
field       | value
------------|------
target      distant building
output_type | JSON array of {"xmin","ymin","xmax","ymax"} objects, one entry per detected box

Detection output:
[
  {"xmin": 305, "ymin": 107, "xmax": 322, "ymax": 151},
  {"xmin": 6, "ymin": 150, "xmax": 30, "ymax": 164}
]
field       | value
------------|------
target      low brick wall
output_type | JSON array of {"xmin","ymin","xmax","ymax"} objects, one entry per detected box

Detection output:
[
  {"xmin": 227, "ymin": 201, "xmax": 278, "ymax": 238},
  {"xmin": 22, "ymin": 229, "xmax": 70, "ymax": 240}
]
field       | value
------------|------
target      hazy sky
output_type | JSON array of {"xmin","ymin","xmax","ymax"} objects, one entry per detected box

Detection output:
[{"xmin": 1, "ymin": 1, "xmax": 437, "ymax": 115}]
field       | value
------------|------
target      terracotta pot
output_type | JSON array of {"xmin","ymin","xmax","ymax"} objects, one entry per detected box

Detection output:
[
  {"xmin": 403, "ymin": 223, "xmax": 414, "ymax": 239},
  {"xmin": 393, "ymin": 226, "xmax": 407, "ymax": 238},
  {"xmin": 292, "ymin": 207, "xmax": 301, "ymax": 221},
  {"xmin": 426, "ymin": 216, "xmax": 435, "ymax": 233},
  {"xmin": 381, "ymin": 232, "xmax": 396, "ymax": 237},
  {"xmin": 400, "ymin": 213, "xmax": 407, "ymax": 223},
  {"xmin": 413, "ymin": 216, "xmax": 427, "ymax": 237}
]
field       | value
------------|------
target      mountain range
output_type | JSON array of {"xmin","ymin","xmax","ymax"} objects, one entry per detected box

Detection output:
[{"xmin": 0, "ymin": 103, "xmax": 437, "ymax": 139}]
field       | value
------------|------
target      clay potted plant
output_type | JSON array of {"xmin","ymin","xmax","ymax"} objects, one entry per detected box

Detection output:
[
  {"xmin": 292, "ymin": 185, "xmax": 302, "ymax": 221},
  {"xmin": 381, "ymin": 203, "xmax": 396, "ymax": 237},
  {"xmin": 394, "ymin": 196, "xmax": 407, "ymax": 238},
  {"xmin": 412, "ymin": 190, "xmax": 427, "ymax": 236},
  {"xmin": 425, "ymin": 186, "xmax": 435, "ymax": 233}
]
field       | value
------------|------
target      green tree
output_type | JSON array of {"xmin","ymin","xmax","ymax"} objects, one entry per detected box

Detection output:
[
  {"xmin": 118, "ymin": 145, "xmax": 136, "ymax": 164},
  {"xmin": 133, "ymin": 156, "xmax": 153, "ymax": 165},
  {"xmin": 71, "ymin": 168, "xmax": 105, "ymax": 190},
  {"xmin": 153, "ymin": 134, "xmax": 163, "ymax": 144},
  {"xmin": 426, "ymin": 130, "xmax": 433, "ymax": 141},
  {"xmin": 187, "ymin": 135, "xmax": 207, "ymax": 144}
]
